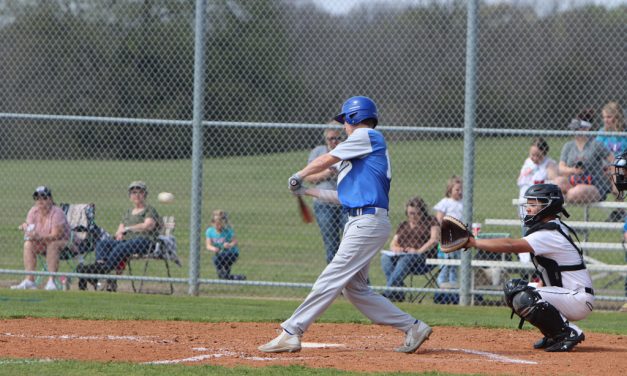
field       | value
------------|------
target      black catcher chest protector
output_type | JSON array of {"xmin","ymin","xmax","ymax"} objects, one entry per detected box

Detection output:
[{"xmin": 525, "ymin": 221, "xmax": 586, "ymax": 287}]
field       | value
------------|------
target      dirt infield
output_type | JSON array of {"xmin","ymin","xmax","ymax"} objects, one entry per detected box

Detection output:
[{"xmin": 1, "ymin": 318, "xmax": 626, "ymax": 375}]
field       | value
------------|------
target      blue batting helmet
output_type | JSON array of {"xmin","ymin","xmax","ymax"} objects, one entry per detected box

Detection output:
[{"xmin": 334, "ymin": 96, "xmax": 378, "ymax": 127}]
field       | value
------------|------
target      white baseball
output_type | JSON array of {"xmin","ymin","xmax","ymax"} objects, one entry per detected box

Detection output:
[{"xmin": 157, "ymin": 192, "xmax": 175, "ymax": 203}]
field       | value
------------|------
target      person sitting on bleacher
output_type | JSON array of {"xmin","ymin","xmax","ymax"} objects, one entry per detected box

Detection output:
[
  {"xmin": 11, "ymin": 186, "xmax": 70, "ymax": 291},
  {"xmin": 77, "ymin": 181, "xmax": 160, "ymax": 291},
  {"xmin": 381, "ymin": 197, "xmax": 440, "ymax": 302},
  {"xmin": 554, "ymin": 109, "xmax": 614, "ymax": 204}
]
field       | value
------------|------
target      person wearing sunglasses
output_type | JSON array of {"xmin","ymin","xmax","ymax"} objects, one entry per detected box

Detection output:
[
  {"xmin": 12, "ymin": 186, "xmax": 70, "ymax": 290},
  {"xmin": 304, "ymin": 126, "xmax": 348, "ymax": 264}
]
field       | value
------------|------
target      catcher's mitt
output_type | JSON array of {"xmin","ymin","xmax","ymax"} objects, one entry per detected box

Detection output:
[{"xmin": 440, "ymin": 215, "xmax": 472, "ymax": 253}]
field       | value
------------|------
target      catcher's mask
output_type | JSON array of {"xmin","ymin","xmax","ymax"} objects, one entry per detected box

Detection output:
[
  {"xmin": 519, "ymin": 184, "xmax": 569, "ymax": 227},
  {"xmin": 612, "ymin": 152, "xmax": 627, "ymax": 199},
  {"xmin": 334, "ymin": 96, "xmax": 379, "ymax": 127}
]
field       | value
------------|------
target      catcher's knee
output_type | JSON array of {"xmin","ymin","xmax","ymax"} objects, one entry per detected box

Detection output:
[
  {"xmin": 512, "ymin": 290, "xmax": 567, "ymax": 338},
  {"xmin": 503, "ymin": 278, "xmax": 531, "ymax": 309}
]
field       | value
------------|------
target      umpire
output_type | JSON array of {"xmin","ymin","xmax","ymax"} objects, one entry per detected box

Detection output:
[
  {"xmin": 258, "ymin": 96, "xmax": 432, "ymax": 354},
  {"xmin": 467, "ymin": 184, "xmax": 594, "ymax": 352}
]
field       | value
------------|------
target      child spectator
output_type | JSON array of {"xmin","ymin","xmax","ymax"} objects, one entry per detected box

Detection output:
[
  {"xmin": 517, "ymin": 137, "xmax": 558, "ymax": 261},
  {"xmin": 206, "ymin": 210, "xmax": 246, "ymax": 280},
  {"xmin": 433, "ymin": 176, "xmax": 463, "ymax": 288}
]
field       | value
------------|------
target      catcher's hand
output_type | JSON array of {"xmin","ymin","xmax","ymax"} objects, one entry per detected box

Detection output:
[{"xmin": 440, "ymin": 215, "xmax": 473, "ymax": 253}]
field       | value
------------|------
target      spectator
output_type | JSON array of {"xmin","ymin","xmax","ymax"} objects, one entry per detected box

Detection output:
[
  {"xmin": 596, "ymin": 102, "xmax": 627, "ymax": 221},
  {"xmin": 554, "ymin": 109, "xmax": 613, "ymax": 204},
  {"xmin": 304, "ymin": 127, "xmax": 347, "ymax": 264},
  {"xmin": 206, "ymin": 210, "xmax": 246, "ymax": 280},
  {"xmin": 517, "ymin": 137, "xmax": 558, "ymax": 262},
  {"xmin": 77, "ymin": 181, "xmax": 160, "ymax": 291},
  {"xmin": 11, "ymin": 186, "xmax": 70, "ymax": 291},
  {"xmin": 433, "ymin": 176, "xmax": 463, "ymax": 288},
  {"xmin": 381, "ymin": 197, "xmax": 440, "ymax": 302},
  {"xmin": 596, "ymin": 101, "xmax": 626, "ymax": 155}
]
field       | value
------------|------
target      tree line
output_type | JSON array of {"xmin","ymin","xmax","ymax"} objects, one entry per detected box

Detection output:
[{"xmin": 0, "ymin": 0, "xmax": 624, "ymax": 159}]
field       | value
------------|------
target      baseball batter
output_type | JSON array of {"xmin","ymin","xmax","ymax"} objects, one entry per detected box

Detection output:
[
  {"xmin": 466, "ymin": 184, "xmax": 594, "ymax": 352},
  {"xmin": 258, "ymin": 96, "xmax": 432, "ymax": 354}
]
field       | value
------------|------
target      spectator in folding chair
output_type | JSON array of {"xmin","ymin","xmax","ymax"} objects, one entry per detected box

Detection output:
[
  {"xmin": 12, "ymin": 186, "xmax": 70, "ymax": 291},
  {"xmin": 381, "ymin": 197, "xmax": 440, "ymax": 302},
  {"xmin": 77, "ymin": 181, "xmax": 160, "ymax": 291},
  {"xmin": 206, "ymin": 210, "xmax": 246, "ymax": 280}
]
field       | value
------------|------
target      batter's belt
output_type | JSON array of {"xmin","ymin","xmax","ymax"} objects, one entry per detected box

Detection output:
[{"xmin": 346, "ymin": 207, "xmax": 387, "ymax": 217}]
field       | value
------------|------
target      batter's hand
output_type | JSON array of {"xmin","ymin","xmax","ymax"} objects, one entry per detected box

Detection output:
[{"xmin": 288, "ymin": 173, "xmax": 303, "ymax": 192}]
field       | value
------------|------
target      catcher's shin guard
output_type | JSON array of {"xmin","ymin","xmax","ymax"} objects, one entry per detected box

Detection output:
[{"xmin": 512, "ymin": 289, "xmax": 568, "ymax": 339}]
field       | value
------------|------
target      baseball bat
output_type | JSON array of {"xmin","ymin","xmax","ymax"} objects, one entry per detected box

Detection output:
[{"xmin": 297, "ymin": 196, "xmax": 314, "ymax": 223}]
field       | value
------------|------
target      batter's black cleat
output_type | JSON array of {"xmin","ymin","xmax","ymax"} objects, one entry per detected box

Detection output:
[
  {"xmin": 545, "ymin": 329, "xmax": 585, "ymax": 352},
  {"xmin": 533, "ymin": 336, "xmax": 556, "ymax": 349}
]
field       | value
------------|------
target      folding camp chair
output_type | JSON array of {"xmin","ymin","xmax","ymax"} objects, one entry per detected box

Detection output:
[
  {"xmin": 127, "ymin": 215, "xmax": 181, "ymax": 294},
  {"xmin": 407, "ymin": 262, "xmax": 440, "ymax": 303},
  {"xmin": 36, "ymin": 203, "xmax": 102, "ymax": 289}
]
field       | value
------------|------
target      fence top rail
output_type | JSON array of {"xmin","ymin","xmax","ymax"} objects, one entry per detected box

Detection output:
[
  {"xmin": 485, "ymin": 218, "xmax": 624, "ymax": 231},
  {"xmin": 4, "ymin": 112, "xmax": 627, "ymax": 137},
  {"xmin": 426, "ymin": 258, "xmax": 627, "ymax": 272},
  {"xmin": 512, "ymin": 199, "xmax": 627, "ymax": 209}
]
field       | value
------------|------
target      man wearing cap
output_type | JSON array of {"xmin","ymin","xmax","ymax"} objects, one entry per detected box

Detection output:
[
  {"xmin": 77, "ymin": 181, "xmax": 161, "ymax": 291},
  {"xmin": 12, "ymin": 186, "xmax": 70, "ymax": 291}
]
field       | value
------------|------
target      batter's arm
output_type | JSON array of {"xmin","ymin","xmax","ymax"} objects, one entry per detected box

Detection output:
[
  {"xmin": 299, "ymin": 188, "xmax": 340, "ymax": 204},
  {"xmin": 466, "ymin": 237, "xmax": 533, "ymax": 254},
  {"xmin": 297, "ymin": 154, "xmax": 341, "ymax": 180}
]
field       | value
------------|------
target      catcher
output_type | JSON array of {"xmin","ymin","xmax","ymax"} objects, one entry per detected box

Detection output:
[{"xmin": 440, "ymin": 183, "xmax": 593, "ymax": 352}]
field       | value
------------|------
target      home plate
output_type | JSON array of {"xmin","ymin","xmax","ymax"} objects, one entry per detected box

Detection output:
[{"xmin": 301, "ymin": 342, "xmax": 346, "ymax": 348}]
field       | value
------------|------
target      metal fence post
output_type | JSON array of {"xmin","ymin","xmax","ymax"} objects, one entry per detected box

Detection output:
[
  {"xmin": 189, "ymin": 0, "xmax": 208, "ymax": 296},
  {"xmin": 461, "ymin": 0, "xmax": 479, "ymax": 306}
]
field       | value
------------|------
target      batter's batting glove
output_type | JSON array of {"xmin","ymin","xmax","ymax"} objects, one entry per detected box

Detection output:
[{"xmin": 288, "ymin": 173, "xmax": 303, "ymax": 192}]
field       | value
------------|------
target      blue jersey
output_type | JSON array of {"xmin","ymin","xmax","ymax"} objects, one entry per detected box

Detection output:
[{"xmin": 329, "ymin": 127, "xmax": 391, "ymax": 210}]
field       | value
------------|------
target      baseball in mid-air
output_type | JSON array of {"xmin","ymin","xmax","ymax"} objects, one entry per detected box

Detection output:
[{"xmin": 157, "ymin": 192, "xmax": 175, "ymax": 203}]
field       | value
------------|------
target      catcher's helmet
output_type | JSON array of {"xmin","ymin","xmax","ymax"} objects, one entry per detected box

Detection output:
[
  {"xmin": 334, "ymin": 96, "xmax": 378, "ymax": 127},
  {"xmin": 521, "ymin": 184, "xmax": 569, "ymax": 226}
]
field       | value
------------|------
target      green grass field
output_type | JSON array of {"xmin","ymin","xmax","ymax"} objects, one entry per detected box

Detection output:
[{"xmin": 0, "ymin": 290, "xmax": 625, "ymax": 375}]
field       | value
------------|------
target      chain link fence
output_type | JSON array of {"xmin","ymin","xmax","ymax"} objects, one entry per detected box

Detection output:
[{"xmin": 0, "ymin": 0, "xmax": 625, "ymax": 309}]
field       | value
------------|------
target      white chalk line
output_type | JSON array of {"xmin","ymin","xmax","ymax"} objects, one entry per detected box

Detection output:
[
  {"xmin": 146, "ymin": 344, "xmax": 347, "ymax": 365},
  {"xmin": 440, "ymin": 348, "xmax": 537, "ymax": 365},
  {"xmin": 301, "ymin": 342, "xmax": 346, "ymax": 348},
  {"xmin": 144, "ymin": 350, "xmax": 311, "ymax": 365},
  {"xmin": 1, "ymin": 332, "xmax": 171, "ymax": 344}
]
